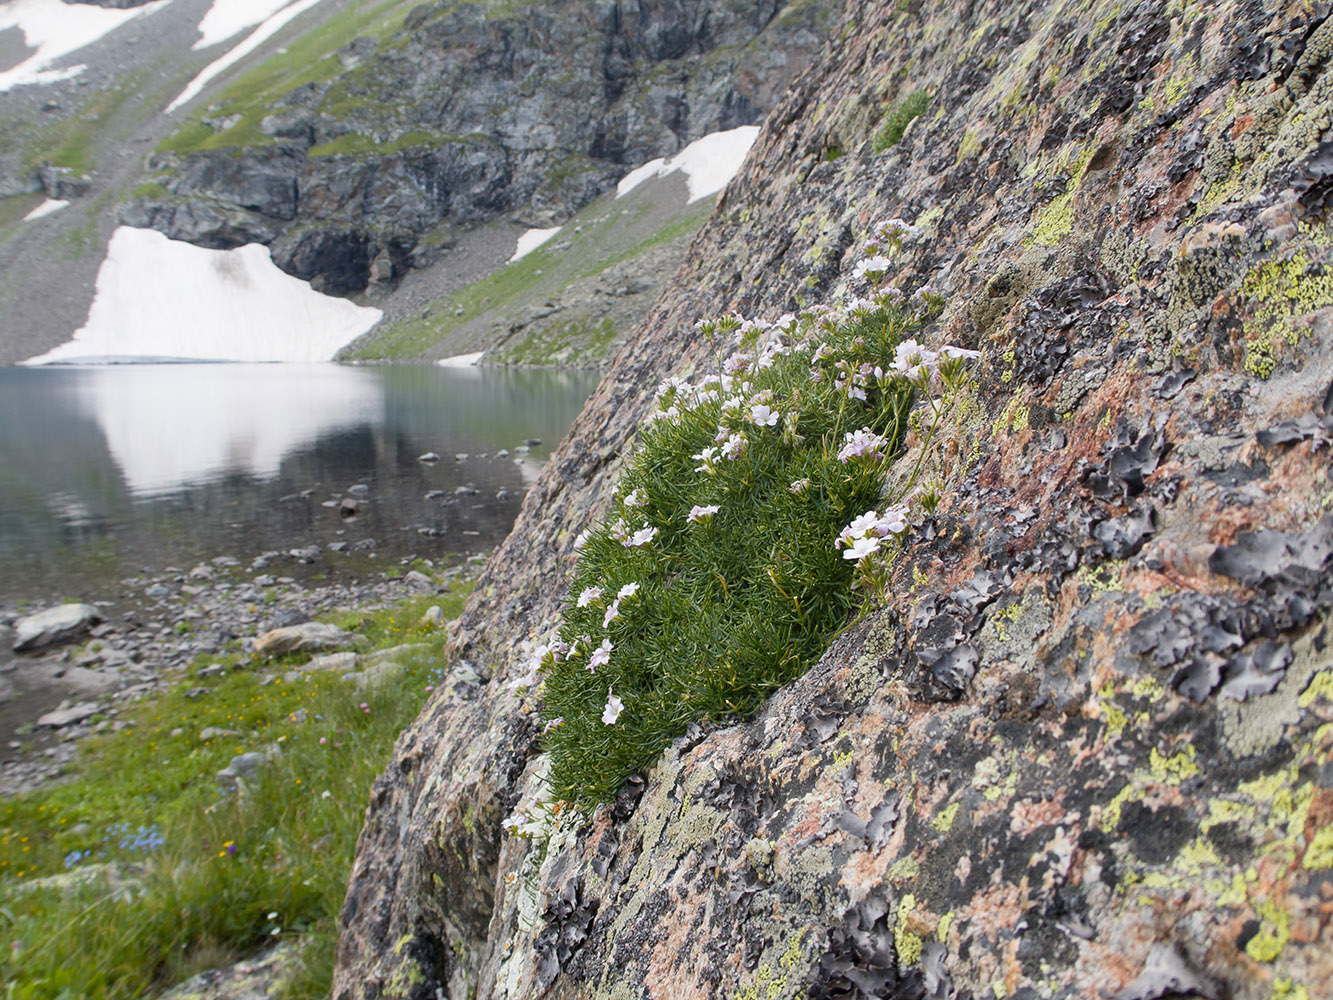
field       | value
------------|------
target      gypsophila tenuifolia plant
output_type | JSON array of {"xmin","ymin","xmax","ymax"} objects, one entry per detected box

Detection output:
[{"xmin": 519, "ymin": 218, "xmax": 979, "ymax": 807}]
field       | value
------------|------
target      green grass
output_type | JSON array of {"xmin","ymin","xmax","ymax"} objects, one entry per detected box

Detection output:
[
  {"xmin": 0, "ymin": 584, "xmax": 471, "ymax": 1000},
  {"xmin": 16, "ymin": 66, "xmax": 156, "ymax": 173},
  {"xmin": 493, "ymin": 316, "xmax": 619, "ymax": 366},
  {"xmin": 874, "ymin": 89, "xmax": 931, "ymax": 152},
  {"xmin": 157, "ymin": 0, "xmax": 417, "ymax": 157},
  {"xmin": 541, "ymin": 300, "xmax": 946, "ymax": 805}
]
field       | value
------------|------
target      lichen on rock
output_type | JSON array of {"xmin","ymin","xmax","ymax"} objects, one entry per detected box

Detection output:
[{"xmin": 333, "ymin": 1, "xmax": 1333, "ymax": 998}]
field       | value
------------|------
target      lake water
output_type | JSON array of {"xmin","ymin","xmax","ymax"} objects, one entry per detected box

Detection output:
[{"xmin": 0, "ymin": 364, "xmax": 598, "ymax": 607}]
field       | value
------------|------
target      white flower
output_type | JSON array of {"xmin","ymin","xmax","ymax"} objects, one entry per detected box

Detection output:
[
  {"xmin": 543, "ymin": 716, "xmax": 565, "ymax": 734},
  {"xmin": 587, "ymin": 638, "xmax": 612, "ymax": 672},
  {"xmin": 617, "ymin": 582, "xmax": 640, "ymax": 600},
  {"xmin": 688, "ymin": 504, "xmax": 720, "ymax": 522},
  {"xmin": 577, "ymin": 586, "xmax": 603, "ymax": 608},
  {"xmin": 601, "ymin": 687, "xmax": 624, "ymax": 725},
  {"xmin": 573, "ymin": 528, "xmax": 590, "ymax": 550},
  {"xmin": 749, "ymin": 404, "xmax": 779, "ymax": 427},
  {"xmin": 624, "ymin": 488, "xmax": 646, "ymax": 508},
  {"xmin": 603, "ymin": 599, "xmax": 621, "ymax": 628},
  {"xmin": 892, "ymin": 338, "xmax": 937, "ymax": 378},
  {"xmin": 842, "ymin": 535, "xmax": 882, "ymax": 561},
  {"xmin": 626, "ymin": 524, "xmax": 658, "ymax": 547},
  {"xmin": 693, "ymin": 445, "xmax": 719, "ymax": 473},
  {"xmin": 853, "ymin": 255, "xmax": 893, "ymax": 280},
  {"xmin": 789, "ymin": 478, "xmax": 811, "ymax": 494},
  {"xmin": 720, "ymin": 432, "xmax": 747, "ymax": 460},
  {"xmin": 940, "ymin": 346, "xmax": 981, "ymax": 361}
]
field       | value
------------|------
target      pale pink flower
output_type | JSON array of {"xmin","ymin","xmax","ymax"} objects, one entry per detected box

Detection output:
[
  {"xmin": 837, "ymin": 428, "xmax": 887, "ymax": 462},
  {"xmin": 688, "ymin": 504, "xmax": 720, "ymax": 523},
  {"xmin": 603, "ymin": 599, "xmax": 621, "ymax": 628},
  {"xmin": 626, "ymin": 525, "xmax": 658, "ymax": 547},
  {"xmin": 577, "ymin": 586, "xmax": 602, "ymax": 608},
  {"xmin": 587, "ymin": 638, "xmax": 612, "ymax": 672},
  {"xmin": 601, "ymin": 687, "xmax": 624, "ymax": 725},
  {"xmin": 617, "ymin": 582, "xmax": 640, "ymax": 600}
]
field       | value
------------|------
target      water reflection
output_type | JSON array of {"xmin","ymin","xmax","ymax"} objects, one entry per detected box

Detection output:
[{"xmin": 0, "ymin": 364, "xmax": 597, "ymax": 604}]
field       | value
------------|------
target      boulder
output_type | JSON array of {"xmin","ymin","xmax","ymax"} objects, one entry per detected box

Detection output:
[
  {"xmin": 252, "ymin": 622, "xmax": 357, "ymax": 658},
  {"xmin": 36, "ymin": 702, "xmax": 99, "ymax": 728},
  {"xmin": 13, "ymin": 604, "xmax": 102, "ymax": 652}
]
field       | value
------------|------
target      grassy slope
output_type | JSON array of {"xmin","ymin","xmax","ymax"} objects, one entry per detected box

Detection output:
[
  {"xmin": 349, "ymin": 184, "xmax": 715, "ymax": 363},
  {"xmin": 0, "ymin": 583, "xmax": 473, "ymax": 1000},
  {"xmin": 156, "ymin": 0, "xmax": 418, "ymax": 157}
]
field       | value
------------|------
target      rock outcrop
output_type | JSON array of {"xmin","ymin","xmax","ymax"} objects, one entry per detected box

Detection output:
[
  {"xmin": 125, "ymin": 0, "xmax": 833, "ymax": 294},
  {"xmin": 336, "ymin": 1, "xmax": 1333, "ymax": 998}
]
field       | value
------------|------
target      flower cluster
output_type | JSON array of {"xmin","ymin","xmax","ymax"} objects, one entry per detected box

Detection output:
[
  {"xmin": 835, "ymin": 506, "xmax": 909, "ymax": 561},
  {"xmin": 837, "ymin": 428, "xmax": 889, "ymax": 463},
  {"xmin": 538, "ymin": 215, "xmax": 983, "ymax": 807}
]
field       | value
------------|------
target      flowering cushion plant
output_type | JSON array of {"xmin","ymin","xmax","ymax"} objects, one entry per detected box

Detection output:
[{"xmin": 531, "ymin": 230, "xmax": 978, "ymax": 807}]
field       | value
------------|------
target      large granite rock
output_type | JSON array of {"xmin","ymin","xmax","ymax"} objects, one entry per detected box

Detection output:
[
  {"xmin": 335, "ymin": 1, "xmax": 1333, "ymax": 998},
  {"xmin": 126, "ymin": 0, "xmax": 835, "ymax": 293},
  {"xmin": 12, "ymin": 604, "xmax": 101, "ymax": 651}
]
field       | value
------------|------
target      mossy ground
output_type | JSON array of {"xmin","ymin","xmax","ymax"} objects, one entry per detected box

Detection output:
[{"xmin": 0, "ymin": 585, "xmax": 472, "ymax": 1000}]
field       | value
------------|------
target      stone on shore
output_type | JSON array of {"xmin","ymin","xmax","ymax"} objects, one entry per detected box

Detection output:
[
  {"xmin": 36, "ymin": 701, "xmax": 100, "ymax": 728},
  {"xmin": 252, "ymin": 622, "xmax": 357, "ymax": 658},
  {"xmin": 13, "ymin": 604, "xmax": 102, "ymax": 651}
]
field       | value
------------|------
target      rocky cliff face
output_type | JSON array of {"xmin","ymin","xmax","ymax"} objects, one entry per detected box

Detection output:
[
  {"xmin": 334, "ymin": 0, "xmax": 1333, "ymax": 997},
  {"xmin": 124, "ymin": 0, "xmax": 830, "ymax": 294}
]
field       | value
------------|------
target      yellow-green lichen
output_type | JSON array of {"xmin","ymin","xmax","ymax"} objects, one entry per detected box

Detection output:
[
  {"xmin": 1298, "ymin": 669, "xmax": 1333, "ymax": 708},
  {"xmin": 1240, "ymin": 250, "xmax": 1333, "ymax": 378},
  {"xmin": 931, "ymin": 802, "xmax": 961, "ymax": 832},
  {"xmin": 1302, "ymin": 826, "xmax": 1333, "ymax": 870},
  {"xmin": 1028, "ymin": 146, "xmax": 1096, "ymax": 247},
  {"xmin": 778, "ymin": 927, "xmax": 807, "ymax": 970},
  {"xmin": 1245, "ymin": 896, "xmax": 1290, "ymax": 962},
  {"xmin": 1273, "ymin": 978, "xmax": 1311, "ymax": 1000},
  {"xmin": 889, "ymin": 855, "xmax": 920, "ymax": 881},
  {"xmin": 936, "ymin": 911, "xmax": 954, "ymax": 942},
  {"xmin": 894, "ymin": 894, "xmax": 923, "ymax": 967},
  {"xmin": 1149, "ymin": 745, "xmax": 1199, "ymax": 784}
]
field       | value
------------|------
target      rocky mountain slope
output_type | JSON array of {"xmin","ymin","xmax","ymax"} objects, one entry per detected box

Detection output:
[
  {"xmin": 126, "ymin": 0, "xmax": 831, "ymax": 295},
  {"xmin": 333, "ymin": 0, "xmax": 1333, "ymax": 998}
]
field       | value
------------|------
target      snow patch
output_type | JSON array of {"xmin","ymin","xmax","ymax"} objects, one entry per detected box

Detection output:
[
  {"xmin": 194, "ymin": 0, "xmax": 297, "ymax": 50},
  {"xmin": 615, "ymin": 126, "xmax": 759, "ymax": 203},
  {"xmin": 168, "ymin": 0, "xmax": 325, "ymax": 111},
  {"xmin": 437, "ymin": 352, "xmax": 485, "ymax": 367},
  {"xmin": 0, "ymin": 0, "xmax": 170, "ymax": 93},
  {"xmin": 23, "ymin": 198, "xmax": 68, "ymax": 221},
  {"xmin": 508, "ymin": 227, "xmax": 561, "ymax": 264},
  {"xmin": 75, "ymin": 364, "xmax": 383, "ymax": 497},
  {"xmin": 23, "ymin": 227, "xmax": 381, "ymax": 365}
]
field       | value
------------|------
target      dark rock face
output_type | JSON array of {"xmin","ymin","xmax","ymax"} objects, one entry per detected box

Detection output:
[
  {"xmin": 335, "ymin": 1, "xmax": 1333, "ymax": 998},
  {"xmin": 127, "ymin": 0, "xmax": 831, "ymax": 293}
]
